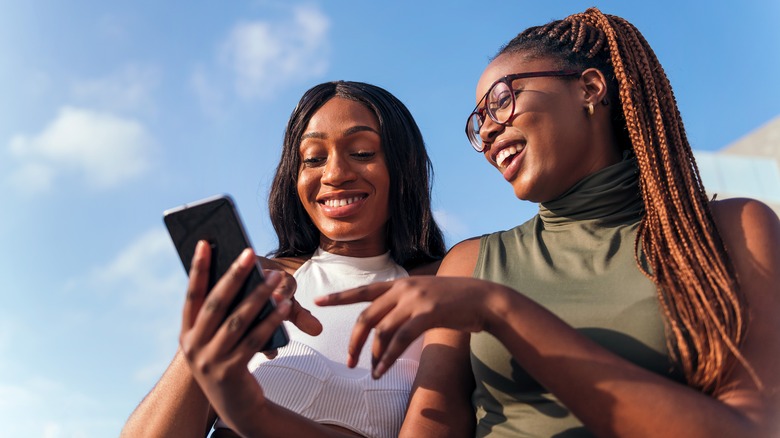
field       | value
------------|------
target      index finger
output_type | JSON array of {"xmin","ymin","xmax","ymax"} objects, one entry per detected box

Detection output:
[
  {"xmin": 182, "ymin": 240, "xmax": 210, "ymax": 331},
  {"xmin": 314, "ymin": 281, "xmax": 392, "ymax": 307}
]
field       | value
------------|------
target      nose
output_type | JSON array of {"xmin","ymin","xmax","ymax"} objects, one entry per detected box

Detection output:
[
  {"xmin": 321, "ymin": 154, "xmax": 357, "ymax": 186},
  {"xmin": 479, "ymin": 116, "xmax": 504, "ymax": 151}
]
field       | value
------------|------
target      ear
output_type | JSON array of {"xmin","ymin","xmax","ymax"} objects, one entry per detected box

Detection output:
[{"xmin": 579, "ymin": 68, "xmax": 608, "ymax": 106}]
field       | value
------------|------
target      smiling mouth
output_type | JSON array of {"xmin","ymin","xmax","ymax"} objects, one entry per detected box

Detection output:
[
  {"xmin": 496, "ymin": 145, "xmax": 525, "ymax": 168},
  {"xmin": 320, "ymin": 195, "xmax": 367, "ymax": 207}
]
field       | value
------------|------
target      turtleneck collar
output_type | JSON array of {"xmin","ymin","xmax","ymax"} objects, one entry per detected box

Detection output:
[
  {"xmin": 539, "ymin": 157, "xmax": 644, "ymax": 227},
  {"xmin": 309, "ymin": 247, "xmax": 398, "ymax": 275}
]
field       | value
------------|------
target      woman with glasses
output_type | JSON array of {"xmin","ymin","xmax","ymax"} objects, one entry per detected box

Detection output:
[
  {"xmin": 121, "ymin": 81, "xmax": 446, "ymax": 438},
  {"xmin": 318, "ymin": 8, "xmax": 780, "ymax": 437}
]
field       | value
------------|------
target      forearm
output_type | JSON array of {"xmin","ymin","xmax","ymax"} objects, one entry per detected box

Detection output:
[
  {"xmin": 486, "ymin": 287, "xmax": 765, "ymax": 437},
  {"xmin": 400, "ymin": 329, "xmax": 475, "ymax": 438},
  {"xmin": 120, "ymin": 350, "xmax": 214, "ymax": 438}
]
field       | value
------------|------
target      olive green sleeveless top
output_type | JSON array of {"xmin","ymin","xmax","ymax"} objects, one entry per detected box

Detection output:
[{"xmin": 471, "ymin": 158, "xmax": 679, "ymax": 437}]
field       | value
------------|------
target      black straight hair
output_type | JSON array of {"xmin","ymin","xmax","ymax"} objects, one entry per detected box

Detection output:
[{"xmin": 267, "ymin": 81, "xmax": 446, "ymax": 269}]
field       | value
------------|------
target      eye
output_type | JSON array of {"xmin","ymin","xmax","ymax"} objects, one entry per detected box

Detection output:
[
  {"xmin": 351, "ymin": 151, "xmax": 376, "ymax": 161},
  {"xmin": 489, "ymin": 89, "xmax": 513, "ymax": 111},
  {"xmin": 301, "ymin": 156, "xmax": 325, "ymax": 167}
]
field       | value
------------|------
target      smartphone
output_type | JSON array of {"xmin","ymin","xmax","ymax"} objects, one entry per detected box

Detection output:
[{"xmin": 163, "ymin": 194, "xmax": 289, "ymax": 351}]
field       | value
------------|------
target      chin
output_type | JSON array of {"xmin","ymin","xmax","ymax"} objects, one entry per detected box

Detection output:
[
  {"xmin": 511, "ymin": 183, "xmax": 535, "ymax": 202},
  {"xmin": 322, "ymin": 229, "xmax": 369, "ymax": 242}
]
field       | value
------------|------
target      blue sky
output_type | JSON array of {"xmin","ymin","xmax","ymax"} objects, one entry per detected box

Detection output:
[{"xmin": 1, "ymin": 1, "xmax": 779, "ymax": 436}]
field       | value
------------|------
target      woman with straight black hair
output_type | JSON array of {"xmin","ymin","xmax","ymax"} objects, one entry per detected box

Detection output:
[
  {"xmin": 268, "ymin": 80, "xmax": 444, "ymax": 271},
  {"xmin": 122, "ymin": 80, "xmax": 446, "ymax": 438}
]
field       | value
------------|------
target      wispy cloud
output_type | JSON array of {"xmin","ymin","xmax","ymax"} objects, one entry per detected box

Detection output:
[
  {"xmin": 224, "ymin": 5, "xmax": 330, "ymax": 98},
  {"xmin": 71, "ymin": 64, "xmax": 162, "ymax": 114},
  {"xmin": 85, "ymin": 227, "xmax": 185, "ymax": 383},
  {"xmin": 0, "ymin": 318, "xmax": 19, "ymax": 375},
  {"xmin": 6, "ymin": 106, "xmax": 156, "ymax": 194},
  {"xmin": 192, "ymin": 4, "xmax": 330, "ymax": 111},
  {"xmin": 0, "ymin": 377, "xmax": 113, "ymax": 438},
  {"xmin": 88, "ymin": 227, "xmax": 183, "ymax": 311},
  {"xmin": 0, "ymin": 229, "xmax": 183, "ymax": 436}
]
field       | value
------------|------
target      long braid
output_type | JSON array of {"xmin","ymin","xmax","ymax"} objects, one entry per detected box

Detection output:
[{"xmin": 499, "ymin": 7, "xmax": 753, "ymax": 394}]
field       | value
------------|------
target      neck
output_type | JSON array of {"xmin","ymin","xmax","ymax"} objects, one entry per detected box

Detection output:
[{"xmin": 318, "ymin": 236, "xmax": 388, "ymax": 258}]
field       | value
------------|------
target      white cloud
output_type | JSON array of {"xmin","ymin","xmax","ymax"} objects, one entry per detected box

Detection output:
[
  {"xmin": 194, "ymin": 4, "xmax": 330, "ymax": 107},
  {"xmin": 89, "ymin": 227, "xmax": 183, "ymax": 311},
  {"xmin": 0, "ymin": 378, "xmax": 115, "ymax": 438},
  {"xmin": 0, "ymin": 318, "xmax": 19, "ymax": 374},
  {"xmin": 85, "ymin": 227, "xmax": 185, "ymax": 383},
  {"xmin": 224, "ymin": 5, "xmax": 330, "ymax": 99},
  {"xmin": 6, "ymin": 106, "xmax": 156, "ymax": 193},
  {"xmin": 6, "ymin": 162, "xmax": 56, "ymax": 194},
  {"xmin": 71, "ymin": 64, "xmax": 161, "ymax": 114}
]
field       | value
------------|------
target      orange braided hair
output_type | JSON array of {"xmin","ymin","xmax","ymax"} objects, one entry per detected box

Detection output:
[{"xmin": 498, "ymin": 7, "xmax": 755, "ymax": 394}]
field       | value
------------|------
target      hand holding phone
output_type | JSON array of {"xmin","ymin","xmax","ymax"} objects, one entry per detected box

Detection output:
[{"xmin": 163, "ymin": 194, "xmax": 289, "ymax": 351}]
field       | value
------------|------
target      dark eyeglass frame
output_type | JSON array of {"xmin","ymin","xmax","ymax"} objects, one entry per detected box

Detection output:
[{"xmin": 465, "ymin": 70, "xmax": 581, "ymax": 152}]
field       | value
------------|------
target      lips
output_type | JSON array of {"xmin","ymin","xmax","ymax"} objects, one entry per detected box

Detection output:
[
  {"xmin": 316, "ymin": 192, "xmax": 369, "ymax": 218},
  {"xmin": 491, "ymin": 141, "xmax": 526, "ymax": 169},
  {"xmin": 321, "ymin": 195, "xmax": 366, "ymax": 208}
]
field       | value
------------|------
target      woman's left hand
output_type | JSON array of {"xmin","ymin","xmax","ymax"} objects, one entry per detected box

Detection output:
[{"xmin": 315, "ymin": 276, "xmax": 503, "ymax": 378}]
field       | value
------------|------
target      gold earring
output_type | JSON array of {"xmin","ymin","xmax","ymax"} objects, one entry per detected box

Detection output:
[{"xmin": 587, "ymin": 103, "xmax": 594, "ymax": 116}]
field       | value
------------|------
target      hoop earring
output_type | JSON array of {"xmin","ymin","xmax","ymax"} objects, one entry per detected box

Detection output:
[{"xmin": 587, "ymin": 103, "xmax": 594, "ymax": 116}]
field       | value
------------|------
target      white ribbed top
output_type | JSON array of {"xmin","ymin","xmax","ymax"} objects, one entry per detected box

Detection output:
[{"xmin": 214, "ymin": 248, "xmax": 422, "ymax": 438}]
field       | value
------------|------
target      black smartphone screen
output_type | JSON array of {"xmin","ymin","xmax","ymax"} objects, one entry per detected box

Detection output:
[{"xmin": 163, "ymin": 194, "xmax": 289, "ymax": 351}]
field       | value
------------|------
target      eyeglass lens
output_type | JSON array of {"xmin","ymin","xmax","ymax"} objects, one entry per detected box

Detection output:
[
  {"xmin": 467, "ymin": 113, "xmax": 483, "ymax": 151},
  {"xmin": 467, "ymin": 80, "xmax": 515, "ymax": 152},
  {"xmin": 487, "ymin": 82, "xmax": 514, "ymax": 124}
]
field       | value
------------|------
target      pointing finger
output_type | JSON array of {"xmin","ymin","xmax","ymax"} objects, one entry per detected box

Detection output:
[{"xmin": 314, "ymin": 282, "xmax": 392, "ymax": 307}]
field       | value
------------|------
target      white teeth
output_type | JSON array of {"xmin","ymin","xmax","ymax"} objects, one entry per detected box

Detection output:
[
  {"xmin": 496, "ymin": 145, "xmax": 521, "ymax": 168},
  {"xmin": 324, "ymin": 196, "xmax": 361, "ymax": 207}
]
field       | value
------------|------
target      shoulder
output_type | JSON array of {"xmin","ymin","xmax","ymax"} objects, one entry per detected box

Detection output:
[
  {"xmin": 438, "ymin": 237, "xmax": 482, "ymax": 277},
  {"xmin": 257, "ymin": 255, "xmax": 312, "ymax": 275},
  {"xmin": 407, "ymin": 259, "xmax": 443, "ymax": 276},
  {"xmin": 448, "ymin": 237, "xmax": 482, "ymax": 256},
  {"xmin": 709, "ymin": 197, "xmax": 780, "ymax": 297},
  {"xmin": 710, "ymin": 198, "xmax": 780, "ymax": 255},
  {"xmin": 709, "ymin": 200, "xmax": 780, "ymax": 413}
]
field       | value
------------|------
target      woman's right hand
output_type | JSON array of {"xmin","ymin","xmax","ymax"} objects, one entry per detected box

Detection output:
[
  {"xmin": 179, "ymin": 241, "xmax": 292, "ymax": 435},
  {"xmin": 315, "ymin": 276, "xmax": 508, "ymax": 378}
]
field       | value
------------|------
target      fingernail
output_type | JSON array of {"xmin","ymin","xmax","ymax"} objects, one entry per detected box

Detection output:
[
  {"xmin": 265, "ymin": 270, "xmax": 280, "ymax": 285},
  {"xmin": 195, "ymin": 240, "xmax": 208, "ymax": 257},
  {"xmin": 240, "ymin": 248, "xmax": 254, "ymax": 266},
  {"xmin": 372, "ymin": 362, "xmax": 386, "ymax": 379},
  {"xmin": 277, "ymin": 298, "xmax": 291, "ymax": 314}
]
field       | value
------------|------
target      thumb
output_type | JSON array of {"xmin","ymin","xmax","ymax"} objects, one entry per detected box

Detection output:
[
  {"xmin": 291, "ymin": 301, "xmax": 323, "ymax": 336},
  {"xmin": 272, "ymin": 291, "xmax": 323, "ymax": 336}
]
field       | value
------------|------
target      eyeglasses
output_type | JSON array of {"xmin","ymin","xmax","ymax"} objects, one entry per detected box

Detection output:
[{"xmin": 465, "ymin": 70, "xmax": 581, "ymax": 152}]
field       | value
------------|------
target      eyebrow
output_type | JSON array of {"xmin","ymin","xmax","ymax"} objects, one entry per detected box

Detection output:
[{"xmin": 301, "ymin": 125, "xmax": 379, "ymax": 141}]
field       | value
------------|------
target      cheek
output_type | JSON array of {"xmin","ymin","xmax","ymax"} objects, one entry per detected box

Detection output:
[
  {"xmin": 482, "ymin": 151, "xmax": 494, "ymax": 167},
  {"xmin": 366, "ymin": 162, "xmax": 391, "ymax": 194},
  {"xmin": 296, "ymin": 170, "xmax": 318, "ymax": 200}
]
